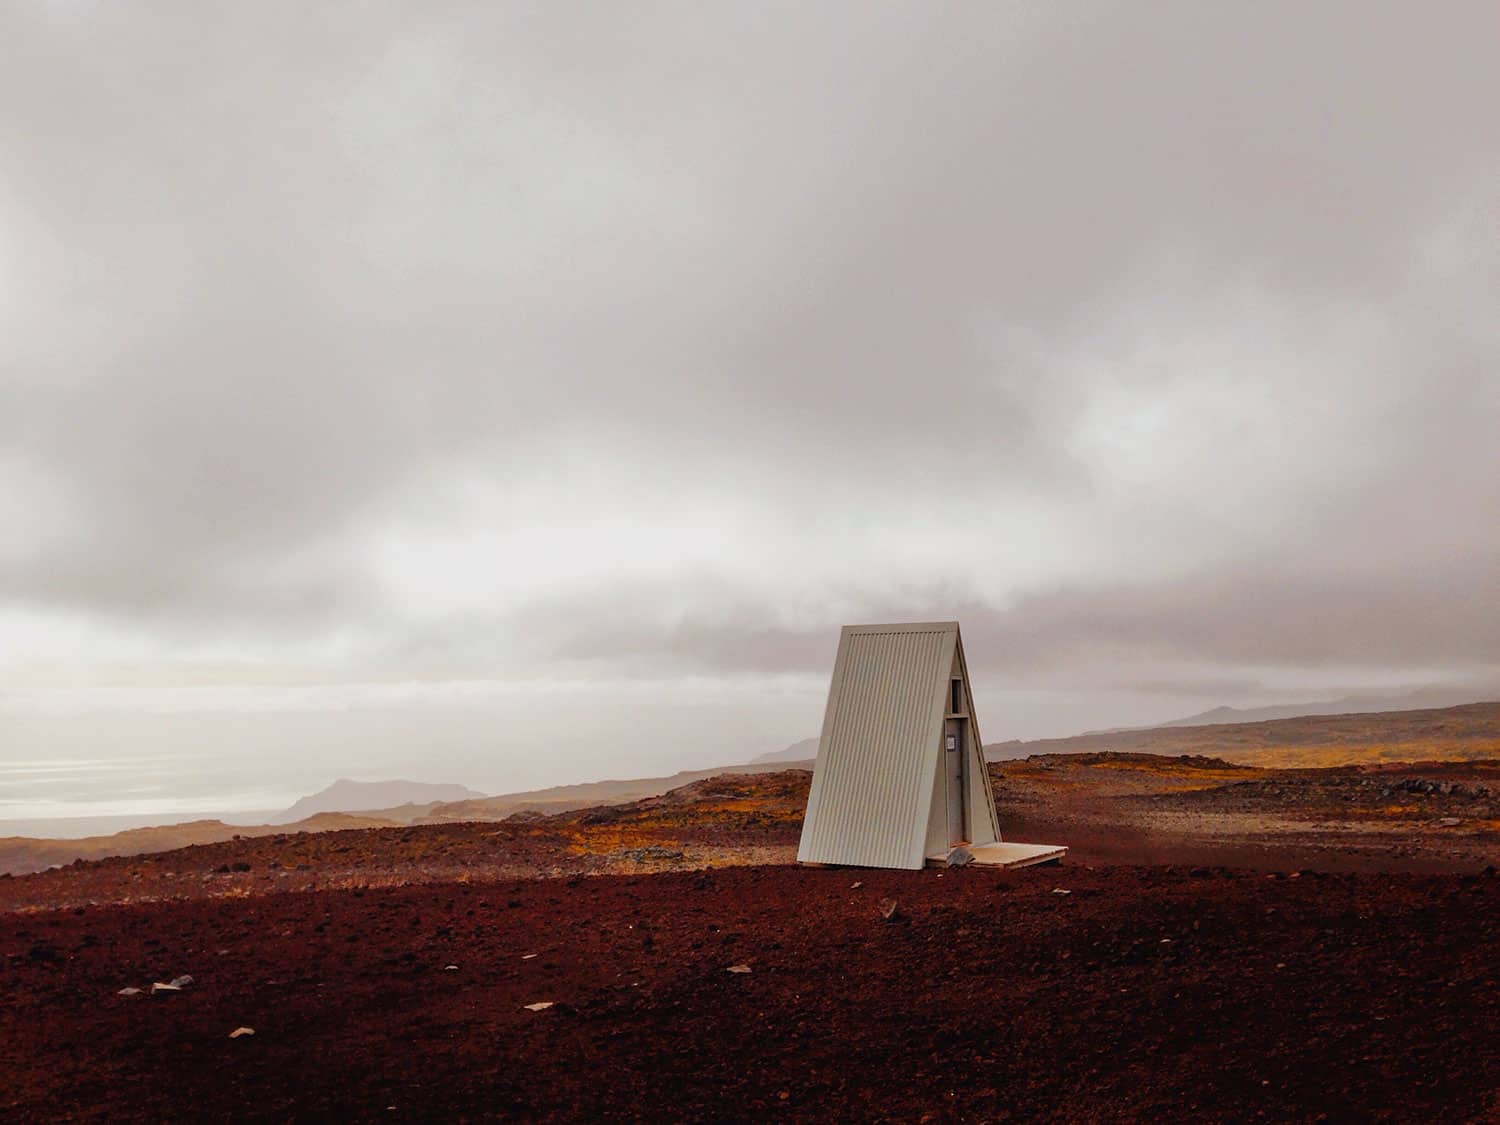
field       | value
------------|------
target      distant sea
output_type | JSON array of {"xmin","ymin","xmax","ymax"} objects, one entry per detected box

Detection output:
[
  {"xmin": 0, "ymin": 748, "xmax": 308, "ymax": 837},
  {"xmin": 0, "ymin": 678, "xmax": 826, "ymax": 839}
]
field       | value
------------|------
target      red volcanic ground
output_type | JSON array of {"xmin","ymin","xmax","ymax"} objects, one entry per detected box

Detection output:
[{"xmin": 5, "ymin": 862, "xmax": 1500, "ymax": 1121}]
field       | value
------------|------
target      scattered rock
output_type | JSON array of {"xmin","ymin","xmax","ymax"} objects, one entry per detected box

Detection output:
[
  {"xmin": 579, "ymin": 805, "xmax": 631, "ymax": 826},
  {"xmin": 150, "ymin": 975, "xmax": 193, "ymax": 994},
  {"xmin": 946, "ymin": 847, "xmax": 974, "ymax": 868},
  {"xmin": 879, "ymin": 898, "xmax": 900, "ymax": 922},
  {"xmin": 1052, "ymin": 888, "xmax": 1071, "ymax": 896},
  {"xmin": 613, "ymin": 845, "xmax": 686, "ymax": 863},
  {"xmin": 523, "ymin": 1002, "xmax": 554, "ymax": 1011},
  {"xmin": 521, "ymin": 953, "xmax": 538, "ymax": 960},
  {"xmin": 726, "ymin": 964, "xmax": 752, "ymax": 974},
  {"xmin": 229, "ymin": 1027, "xmax": 255, "ymax": 1039},
  {"xmin": 850, "ymin": 881, "xmax": 863, "ymax": 889},
  {"xmin": 444, "ymin": 965, "xmax": 459, "ymax": 971},
  {"xmin": 1436, "ymin": 817, "xmax": 1462, "ymax": 828},
  {"xmin": 116, "ymin": 987, "xmax": 141, "ymax": 996}
]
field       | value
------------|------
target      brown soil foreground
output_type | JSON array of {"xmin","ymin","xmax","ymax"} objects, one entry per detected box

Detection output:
[
  {"xmin": 4, "ymin": 864, "xmax": 1499, "ymax": 1122},
  {"xmin": 4, "ymin": 759, "xmax": 1500, "ymax": 1121}
]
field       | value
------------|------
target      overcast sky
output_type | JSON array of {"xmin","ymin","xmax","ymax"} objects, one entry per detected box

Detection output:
[{"xmin": 2, "ymin": 3, "xmax": 1498, "ymax": 815}]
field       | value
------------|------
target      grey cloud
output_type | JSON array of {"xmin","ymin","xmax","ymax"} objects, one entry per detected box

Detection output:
[
  {"xmin": 968, "ymin": 564, "xmax": 1500, "ymax": 674},
  {"xmin": 1, "ymin": 2, "xmax": 1497, "ymax": 718},
  {"xmin": 511, "ymin": 556, "xmax": 1498, "ymax": 687}
]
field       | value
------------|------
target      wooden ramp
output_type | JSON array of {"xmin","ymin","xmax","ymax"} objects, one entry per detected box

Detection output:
[{"xmin": 926, "ymin": 841, "xmax": 1067, "ymax": 869}]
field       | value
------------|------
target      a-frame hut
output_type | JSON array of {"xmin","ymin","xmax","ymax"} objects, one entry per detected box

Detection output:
[{"xmin": 796, "ymin": 621, "xmax": 1065, "ymax": 870}]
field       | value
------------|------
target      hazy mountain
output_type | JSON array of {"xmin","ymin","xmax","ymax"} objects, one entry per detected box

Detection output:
[
  {"xmin": 983, "ymin": 740, "xmax": 1037, "ymax": 762},
  {"xmin": 750, "ymin": 738, "xmax": 819, "ymax": 764},
  {"xmin": 1154, "ymin": 687, "xmax": 1499, "ymax": 728},
  {"xmin": 985, "ymin": 700, "xmax": 1500, "ymax": 769},
  {"xmin": 754, "ymin": 689, "xmax": 1500, "ymax": 763},
  {"xmin": 418, "ymin": 760, "xmax": 808, "ymax": 823},
  {"xmin": 273, "ymin": 779, "xmax": 485, "ymax": 824}
]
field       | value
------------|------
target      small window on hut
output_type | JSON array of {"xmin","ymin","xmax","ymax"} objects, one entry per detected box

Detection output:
[{"xmin": 950, "ymin": 678, "xmax": 963, "ymax": 714}]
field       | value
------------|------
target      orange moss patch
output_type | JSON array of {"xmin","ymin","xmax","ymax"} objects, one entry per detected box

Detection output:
[{"xmin": 1218, "ymin": 740, "xmax": 1500, "ymax": 770}]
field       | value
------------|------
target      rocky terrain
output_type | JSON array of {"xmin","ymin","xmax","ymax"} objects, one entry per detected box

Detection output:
[
  {"xmin": 993, "ymin": 753, "xmax": 1500, "ymax": 873},
  {"xmin": 11, "ymin": 702, "xmax": 1497, "ymax": 879},
  {"xmin": 7, "ymin": 757, "xmax": 1500, "ymax": 913},
  {"xmin": 0, "ymin": 812, "xmax": 406, "ymax": 879},
  {"xmin": 0, "ymin": 762, "xmax": 806, "ymax": 877},
  {"xmin": 0, "ymin": 772, "xmax": 810, "ymax": 912},
  {"xmin": 4, "ymin": 755, "xmax": 1500, "ymax": 1120}
]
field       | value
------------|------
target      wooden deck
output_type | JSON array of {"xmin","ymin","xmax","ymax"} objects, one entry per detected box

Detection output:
[{"xmin": 926, "ymin": 841, "xmax": 1067, "ymax": 869}]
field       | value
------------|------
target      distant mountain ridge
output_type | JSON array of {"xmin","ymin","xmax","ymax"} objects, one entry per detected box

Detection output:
[
  {"xmin": 1071, "ymin": 686, "xmax": 1500, "ymax": 736},
  {"xmin": 273, "ymin": 779, "xmax": 485, "ymax": 824},
  {"xmin": 0, "ymin": 812, "xmax": 405, "ymax": 877},
  {"xmin": 750, "ymin": 737, "xmax": 819, "ymax": 764},
  {"xmin": 1150, "ymin": 686, "xmax": 1500, "ymax": 729},
  {"xmin": 0, "ymin": 761, "xmax": 810, "ymax": 875},
  {"xmin": 985, "ymin": 700, "xmax": 1500, "ymax": 769},
  {"xmin": 754, "ymin": 689, "xmax": 1500, "ymax": 758},
  {"xmin": 415, "ymin": 760, "xmax": 806, "ymax": 823}
]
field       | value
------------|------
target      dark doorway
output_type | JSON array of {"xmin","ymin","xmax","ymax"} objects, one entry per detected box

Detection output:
[{"xmin": 944, "ymin": 718, "xmax": 967, "ymax": 846}]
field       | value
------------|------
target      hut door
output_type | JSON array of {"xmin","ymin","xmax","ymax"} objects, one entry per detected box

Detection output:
[{"xmin": 944, "ymin": 718, "xmax": 967, "ymax": 845}]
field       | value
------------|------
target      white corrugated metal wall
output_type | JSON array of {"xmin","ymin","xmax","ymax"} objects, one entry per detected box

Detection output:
[{"xmin": 797, "ymin": 624, "xmax": 954, "ymax": 869}]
